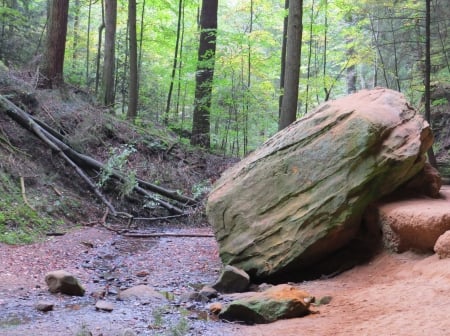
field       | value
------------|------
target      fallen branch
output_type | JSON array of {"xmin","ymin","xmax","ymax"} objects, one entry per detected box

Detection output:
[
  {"xmin": 0, "ymin": 94, "xmax": 118, "ymax": 215},
  {"xmin": 0, "ymin": 94, "xmax": 196, "ymax": 216},
  {"xmin": 20, "ymin": 176, "xmax": 35, "ymax": 211},
  {"xmin": 121, "ymin": 232, "xmax": 215, "ymax": 238}
]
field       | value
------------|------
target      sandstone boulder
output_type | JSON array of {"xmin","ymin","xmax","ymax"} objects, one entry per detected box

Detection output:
[
  {"xmin": 434, "ymin": 230, "xmax": 450, "ymax": 259},
  {"xmin": 207, "ymin": 88, "xmax": 432, "ymax": 281},
  {"xmin": 376, "ymin": 186, "xmax": 450, "ymax": 252},
  {"xmin": 45, "ymin": 270, "xmax": 85, "ymax": 296},
  {"xmin": 219, "ymin": 284, "xmax": 313, "ymax": 324}
]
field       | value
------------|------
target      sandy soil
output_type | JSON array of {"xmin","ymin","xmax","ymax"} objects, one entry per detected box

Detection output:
[{"xmin": 1, "ymin": 226, "xmax": 450, "ymax": 335}]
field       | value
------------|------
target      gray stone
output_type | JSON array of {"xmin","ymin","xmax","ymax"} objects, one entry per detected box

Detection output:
[
  {"xmin": 95, "ymin": 300, "xmax": 114, "ymax": 312},
  {"xmin": 219, "ymin": 284, "xmax": 313, "ymax": 324},
  {"xmin": 35, "ymin": 301, "xmax": 54, "ymax": 312},
  {"xmin": 213, "ymin": 265, "xmax": 250, "ymax": 293},
  {"xmin": 45, "ymin": 270, "xmax": 85, "ymax": 296},
  {"xmin": 118, "ymin": 285, "xmax": 166, "ymax": 302},
  {"xmin": 199, "ymin": 285, "xmax": 218, "ymax": 299},
  {"xmin": 207, "ymin": 88, "xmax": 432, "ymax": 281}
]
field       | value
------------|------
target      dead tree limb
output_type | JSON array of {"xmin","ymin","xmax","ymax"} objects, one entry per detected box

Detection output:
[
  {"xmin": 0, "ymin": 94, "xmax": 118, "ymax": 215},
  {"xmin": 0, "ymin": 94, "xmax": 195, "ymax": 215},
  {"xmin": 32, "ymin": 115, "xmax": 196, "ymax": 207},
  {"xmin": 121, "ymin": 232, "xmax": 214, "ymax": 238}
]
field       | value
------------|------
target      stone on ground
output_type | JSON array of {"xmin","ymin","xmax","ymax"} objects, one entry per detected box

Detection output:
[
  {"xmin": 35, "ymin": 301, "xmax": 54, "ymax": 312},
  {"xmin": 95, "ymin": 299, "xmax": 114, "ymax": 312},
  {"xmin": 434, "ymin": 230, "xmax": 450, "ymax": 259},
  {"xmin": 213, "ymin": 265, "xmax": 250, "ymax": 293},
  {"xmin": 207, "ymin": 88, "xmax": 432, "ymax": 281},
  {"xmin": 376, "ymin": 186, "xmax": 450, "ymax": 252},
  {"xmin": 219, "ymin": 284, "xmax": 313, "ymax": 324},
  {"xmin": 45, "ymin": 270, "xmax": 85, "ymax": 296},
  {"xmin": 118, "ymin": 285, "xmax": 166, "ymax": 302}
]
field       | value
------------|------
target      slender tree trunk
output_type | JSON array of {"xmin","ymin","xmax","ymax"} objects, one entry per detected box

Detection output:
[
  {"xmin": 305, "ymin": 0, "xmax": 315, "ymax": 114},
  {"xmin": 41, "ymin": 0, "xmax": 69, "ymax": 88},
  {"xmin": 127, "ymin": 0, "xmax": 138, "ymax": 120},
  {"xmin": 425, "ymin": 0, "xmax": 437, "ymax": 167},
  {"xmin": 71, "ymin": 0, "xmax": 81, "ymax": 70},
  {"xmin": 95, "ymin": 0, "xmax": 105, "ymax": 95},
  {"xmin": 190, "ymin": 0, "xmax": 218, "ymax": 148},
  {"xmin": 345, "ymin": 13, "xmax": 357, "ymax": 94},
  {"xmin": 278, "ymin": 0, "xmax": 289, "ymax": 119},
  {"xmin": 138, "ymin": 0, "xmax": 146, "ymax": 72},
  {"xmin": 101, "ymin": 0, "xmax": 117, "ymax": 107},
  {"xmin": 279, "ymin": 0, "xmax": 303, "ymax": 130},
  {"xmin": 86, "ymin": 0, "xmax": 92, "ymax": 88},
  {"xmin": 165, "ymin": 0, "xmax": 183, "ymax": 125}
]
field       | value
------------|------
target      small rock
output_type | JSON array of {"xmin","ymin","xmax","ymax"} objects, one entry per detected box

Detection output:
[
  {"xmin": 213, "ymin": 265, "xmax": 250, "ymax": 293},
  {"xmin": 219, "ymin": 284, "xmax": 313, "ymax": 324},
  {"xmin": 120, "ymin": 328, "xmax": 137, "ymax": 336},
  {"xmin": 45, "ymin": 270, "xmax": 85, "ymax": 296},
  {"xmin": 208, "ymin": 302, "xmax": 223, "ymax": 315},
  {"xmin": 36, "ymin": 301, "xmax": 54, "ymax": 312},
  {"xmin": 434, "ymin": 230, "xmax": 450, "ymax": 258},
  {"xmin": 136, "ymin": 270, "xmax": 150, "ymax": 277},
  {"xmin": 95, "ymin": 300, "xmax": 114, "ymax": 312},
  {"xmin": 118, "ymin": 285, "xmax": 166, "ymax": 302},
  {"xmin": 199, "ymin": 285, "xmax": 218, "ymax": 299}
]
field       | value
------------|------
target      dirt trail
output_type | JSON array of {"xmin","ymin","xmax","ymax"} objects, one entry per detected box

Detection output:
[{"xmin": 1, "ymin": 226, "xmax": 450, "ymax": 335}]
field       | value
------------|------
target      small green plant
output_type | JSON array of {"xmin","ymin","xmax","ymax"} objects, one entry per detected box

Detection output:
[
  {"xmin": 432, "ymin": 97, "xmax": 449, "ymax": 107},
  {"xmin": 97, "ymin": 144, "xmax": 138, "ymax": 198},
  {"xmin": 168, "ymin": 317, "xmax": 189, "ymax": 336},
  {"xmin": 0, "ymin": 172, "xmax": 58, "ymax": 244},
  {"xmin": 192, "ymin": 180, "xmax": 211, "ymax": 199}
]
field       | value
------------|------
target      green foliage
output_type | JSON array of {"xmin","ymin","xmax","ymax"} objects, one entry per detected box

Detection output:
[
  {"xmin": 0, "ymin": 174, "xmax": 57, "ymax": 244},
  {"xmin": 432, "ymin": 98, "xmax": 449, "ymax": 107},
  {"xmin": 97, "ymin": 144, "xmax": 138, "ymax": 198}
]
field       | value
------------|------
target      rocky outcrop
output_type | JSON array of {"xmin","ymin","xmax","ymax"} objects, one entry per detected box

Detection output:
[
  {"xmin": 207, "ymin": 88, "xmax": 433, "ymax": 282},
  {"xmin": 45, "ymin": 270, "xmax": 85, "ymax": 296},
  {"xmin": 219, "ymin": 284, "xmax": 313, "ymax": 324},
  {"xmin": 372, "ymin": 186, "xmax": 450, "ymax": 253}
]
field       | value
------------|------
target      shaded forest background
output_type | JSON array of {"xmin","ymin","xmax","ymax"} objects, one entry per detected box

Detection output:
[{"xmin": 1, "ymin": 0, "xmax": 450, "ymax": 156}]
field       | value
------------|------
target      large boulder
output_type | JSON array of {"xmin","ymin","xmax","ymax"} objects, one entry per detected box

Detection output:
[{"xmin": 207, "ymin": 88, "xmax": 433, "ymax": 282}]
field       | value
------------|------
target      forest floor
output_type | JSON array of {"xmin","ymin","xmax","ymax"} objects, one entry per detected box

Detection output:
[{"xmin": 2, "ymin": 223, "xmax": 450, "ymax": 336}]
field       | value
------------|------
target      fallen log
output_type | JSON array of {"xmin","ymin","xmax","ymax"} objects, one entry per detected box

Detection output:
[{"xmin": 0, "ymin": 94, "xmax": 195, "ymax": 216}]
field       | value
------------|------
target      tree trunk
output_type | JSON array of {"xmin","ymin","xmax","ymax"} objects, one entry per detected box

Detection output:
[
  {"xmin": 164, "ymin": 0, "xmax": 183, "ymax": 125},
  {"xmin": 101, "ymin": 0, "xmax": 117, "ymax": 107},
  {"xmin": 127, "ymin": 0, "xmax": 138, "ymax": 120},
  {"xmin": 278, "ymin": 0, "xmax": 289, "ymax": 119},
  {"xmin": 40, "ymin": 0, "xmax": 69, "ymax": 88},
  {"xmin": 190, "ymin": 0, "xmax": 218, "ymax": 148},
  {"xmin": 279, "ymin": 0, "xmax": 303, "ymax": 131},
  {"xmin": 425, "ymin": 0, "xmax": 437, "ymax": 167}
]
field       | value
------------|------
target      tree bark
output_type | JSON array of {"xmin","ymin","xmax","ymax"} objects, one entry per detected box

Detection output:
[
  {"xmin": 40, "ymin": 0, "xmax": 69, "ymax": 88},
  {"xmin": 190, "ymin": 0, "xmax": 218, "ymax": 148},
  {"xmin": 101, "ymin": 0, "xmax": 117, "ymax": 107},
  {"xmin": 425, "ymin": 0, "xmax": 437, "ymax": 168},
  {"xmin": 127, "ymin": 0, "xmax": 138, "ymax": 120},
  {"xmin": 279, "ymin": 0, "xmax": 303, "ymax": 131}
]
